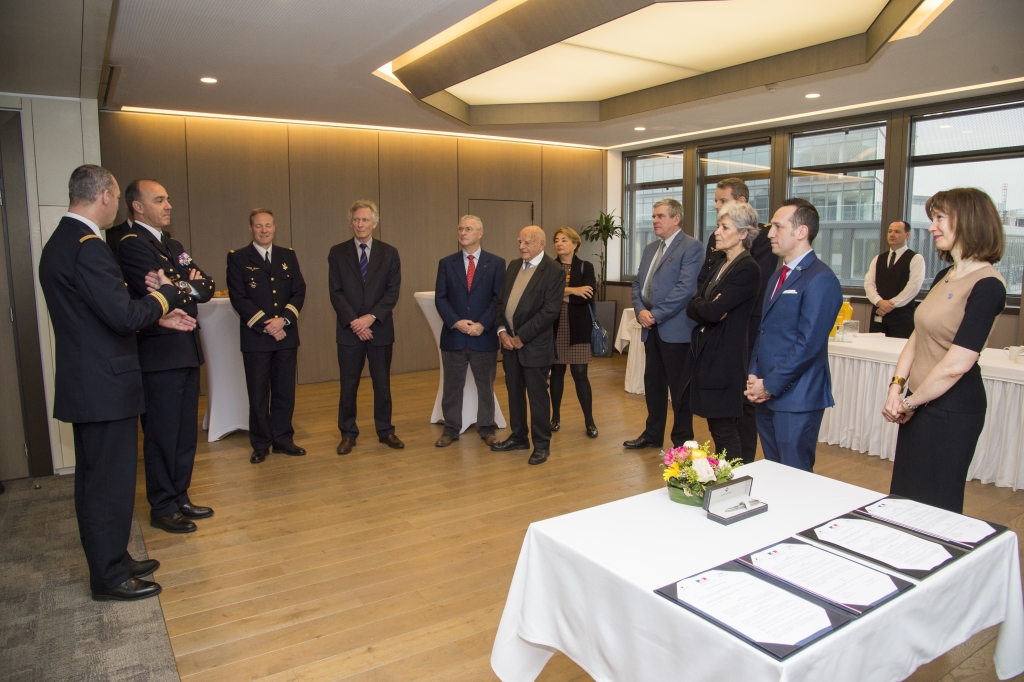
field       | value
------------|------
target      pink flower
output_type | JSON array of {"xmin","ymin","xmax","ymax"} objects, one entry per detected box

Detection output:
[
  {"xmin": 663, "ymin": 451, "xmax": 674, "ymax": 466},
  {"xmin": 708, "ymin": 458, "xmax": 719, "ymax": 467}
]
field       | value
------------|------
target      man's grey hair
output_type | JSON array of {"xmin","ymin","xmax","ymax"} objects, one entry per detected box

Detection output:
[
  {"xmin": 69, "ymin": 165, "xmax": 115, "ymax": 205},
  {"xmin": 459, "ymin": 214, "xmax": 483, "ymax": 230},
  {"xmin": 653, "ymin": 198, "xmax": 683, "ymax": 220},
  {"xmin": 717, "ymin": 200, "xmax": 760, "ymax": 250},
  {"xmin": 349, "ymin": 199, "xmax": 379, "ymax": 224}
]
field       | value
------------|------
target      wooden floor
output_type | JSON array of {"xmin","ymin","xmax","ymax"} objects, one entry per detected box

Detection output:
[{"xmin": 134, "ymin": 354, "xmax": 1024, "ymax": 682}]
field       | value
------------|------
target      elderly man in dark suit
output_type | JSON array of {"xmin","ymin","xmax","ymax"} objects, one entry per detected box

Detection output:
[
  {"xmin": 328, "ymin": 199, "xmax": 403, "ymax": 455},
  {"xmin": 118, "ymin": 178, "xmax": 216, "ymax": 534},
  {"xmin": 39, "ymin": 165, "xmax": 193, "ymax": 601},
  {"xmin": 434, "ymin": 215, "xmax": 506, "ymax": 448},
  {"xmin": 227, "ymin": 208, "xmax": 307, "ymax": 464},
  {"xmin": 624, "ymin": 198, "xmax": 705, "ymax": 451},
  {"xmin": 490, "ymin": 226, "xmax": 565, "ymax": 465}
]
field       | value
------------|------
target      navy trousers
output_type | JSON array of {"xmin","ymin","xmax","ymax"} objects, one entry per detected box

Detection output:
[
  {"xmin": 754, "ymin": 404, "xmax": 824, "ymax": 472},
  {"xmin": 141, "ymin": 366, "xmax": 200, "ymax": 518}
]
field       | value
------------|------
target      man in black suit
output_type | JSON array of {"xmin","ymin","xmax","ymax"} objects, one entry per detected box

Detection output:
[
  {"xmin": 227, "ymin": 208, "xmax": 307, "ymax": 464},
  {"xmin": 105, "ymin": 207, "xmax": 132, "ymax": 258},
  {"xmin": 39, "ymin": 165, "xmax": 193, "ymax": 600},
  {"xmin": 490, "ymin": 226, "xmax": 565, "ymax": 465},
  {"xmin": 118, "ymin": 179, "xmax": 215, "ymax": 534},
  {"xmin": 328, "ymin": 200, "xmax": 403, "ymax": 455},
  {"xmin": 696, "ymin": 178, "xmax": 779, "ymax": 464}
]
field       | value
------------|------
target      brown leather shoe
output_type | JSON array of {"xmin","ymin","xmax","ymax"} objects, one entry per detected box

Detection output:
[
  {"xmin": 379, "ymin": 433, "xmax": 405, "ymax": 449},
  {"xmin": 483, "ymin": 433, "xmax": 500, "ymax": 447},
  {"xmin": 435, "ymin": 434, "xmax": 457, "ymax": 447},
  {"xmin": 336, "ymin": 437, "xmax": 355, "ymax": 455}
]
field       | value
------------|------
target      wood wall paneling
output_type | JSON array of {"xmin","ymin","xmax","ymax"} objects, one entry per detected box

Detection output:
[
  {"xmin": 379, "ymin": 132, "xmax": 459, "ymax": 374},
  {"xmin": 184, "ymin": 118, "xmax": 291, "ymax": 291},
  {"xmin": 467, "ymin": 199, "xmax": 533, "ymax": 267},
  {"xmin": 98, "ymin": 112, "xmax": 192, "ymax": 250},
  {"xmin": 542, "ymin": 146, "xmax": 605, "ymax": 263},
  {"xmin": 457, "ymin": 138, "xmax": 541, "ymax": 217},
  {"xmin": 288, "ymin": 125, "xmax": 379, "ymax": 384}
]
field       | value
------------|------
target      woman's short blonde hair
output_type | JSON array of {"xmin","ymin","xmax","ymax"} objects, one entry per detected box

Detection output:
[
  {"xmin": 553, "ymin": 227, "xmax": 582, "ymax": 253},
  {"xmin": 717, "ymin": 200, "xmax": 760, "ymax": 250}
]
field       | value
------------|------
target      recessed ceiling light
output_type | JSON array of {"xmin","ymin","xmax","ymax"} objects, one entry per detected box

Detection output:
[
  {"xmin": 805, "ymin": 93, "xmax": 820, "ymax": 99},
  {"xmin": 634, "ymin": 126, "xmax": 646, "ymax": 131},
  {"xmin": 200, "ymin": 77, "xmax": 218, "ymax": 84}
]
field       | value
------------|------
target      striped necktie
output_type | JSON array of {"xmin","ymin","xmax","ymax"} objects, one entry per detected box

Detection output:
[{"xmin": 359, "ymin": 243, "xmax": 369, "ymax": 282}]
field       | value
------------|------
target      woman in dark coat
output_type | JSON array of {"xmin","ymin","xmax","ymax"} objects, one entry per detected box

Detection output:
[
  {"xmin": 686, "ymin": 201, "xmax": 762, "ymax": 460},
  {"xmin": 551, "ymin": 227, "xmax": 599, "ymax": 438}
]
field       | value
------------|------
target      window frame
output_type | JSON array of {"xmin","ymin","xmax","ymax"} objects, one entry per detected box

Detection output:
[{"xmin": 697, "ymin": 137, "xmax": 772, "ymax": 245}]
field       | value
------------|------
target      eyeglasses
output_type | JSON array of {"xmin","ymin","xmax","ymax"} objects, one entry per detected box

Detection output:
[{"xmin": 457, "ymin": 226, "xmax": 480, "ymax": 233}]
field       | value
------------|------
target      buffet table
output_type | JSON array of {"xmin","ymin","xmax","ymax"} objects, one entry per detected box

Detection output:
[
  {"xmin": 491, "ymin": 460, "xmax": 1024, "ymax": 682},
  {"xmin": 197, "ymin": 297, "xmax": 249, "ymax": 442},
  {"xmin": 820, "ymin": 334, "xmax": 1024, "ymax": 490}
]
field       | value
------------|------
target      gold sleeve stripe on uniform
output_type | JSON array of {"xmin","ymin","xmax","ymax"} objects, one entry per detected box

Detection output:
[
  {"xmin": 79, "ymin": 234, "xmax": 100, "ymax": 242},
  {"xmin": 120, "ymin": 233, "xmax": 137, "ymax": 241},
  {"xmin": 148, "ymin": 290, "xmax": 169, "ymax": 316},
  {"xmin": 285, "ymin": 304, "xmax": 300, "ymax": 318},
  {"xmin": 247, "ymin": 311, "xmax": 266, "ymax": 328}
]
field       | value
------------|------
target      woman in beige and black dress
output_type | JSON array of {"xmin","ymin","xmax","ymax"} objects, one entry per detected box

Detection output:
[
  {"xmin": 883, "ymin": 188, "xmax": 1006, "ymax": 513},
  {"xmin": 550, "ymin": 228, "xmax": 598, "ymax": 438}
]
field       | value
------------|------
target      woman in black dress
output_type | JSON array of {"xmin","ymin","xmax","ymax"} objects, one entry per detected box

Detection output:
[
  {"xmin": 883, "ymin": 188, "xmax": 1006, "ymax": 513},
  {"xmin": 686, "ymin": 201, "xmax": 762, "ymax": 460},
  {"xmin": 550, "ymin": 228, "xmax": 599, "ymax": 438}
]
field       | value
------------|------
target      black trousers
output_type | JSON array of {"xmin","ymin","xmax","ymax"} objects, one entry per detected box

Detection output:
[
  {"xmin": 141, "ymin": 366, "xmax": 200, "ymax": 518},
  {"xmin": 503, "ymin": 351, "xmax": 552, "ymax": 449},
  {"xmin": 73, "ymin": 417, "xmax": 138, "ymax": 591},
  {"xmin": 337, "ymin": 341, "xmax": 394, "ymax": 439},
  {"xmin": 707, "ymin": 417, "xmax": 742, "ymax": 463},
  {"xmin": 550, "ymin": 364, "xmax": 594, "ymax": 427},
  {"xmin": 441, "ymin": 347, "xmax": 498, "ymax": 437},
  {"xmin": 869, "ymin": 305, "xmax": 916, "ymax": 339},
  {"xmin": 738, "ymin": 400, "xmax": 758, "ymax": 464},
  {"xmin": 243, "ymin": 347, "xmax": 298, "ymax": 449},
  {"xmin": 642, "ymin": 327, "xmax": 694, "ymax": 447}
]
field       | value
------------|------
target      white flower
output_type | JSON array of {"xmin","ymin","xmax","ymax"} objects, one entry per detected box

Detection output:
[
  {"xmin": 683, "ymin": 440, "xmax": 700, "ymax": 451},
  {"xmin": 692, "ymin": 457, "xmax": 717, "ymax": 484}
]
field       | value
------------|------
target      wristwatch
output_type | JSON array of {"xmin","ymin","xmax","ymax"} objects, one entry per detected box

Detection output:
[{"xmin": 176, "ymin": 280, "xmax": 191, "ymax": 294}]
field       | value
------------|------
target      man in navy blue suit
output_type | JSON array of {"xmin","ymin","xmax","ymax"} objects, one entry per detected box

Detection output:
[
  {"xmin": 745, "ymin": 198, "xmax": 842, "ymax": 472},
  {"xmin": 624, "ymin": 198, "xmax": 705, "ymax": 450},
  {"xmin": 433, "ymin": 215, "xmax": 506, "ymax": 448}
]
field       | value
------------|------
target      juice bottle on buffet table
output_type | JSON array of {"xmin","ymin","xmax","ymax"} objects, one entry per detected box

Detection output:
[{"xmin": 839, "ymin": 296, "xmax": 854, "ymax": 322}]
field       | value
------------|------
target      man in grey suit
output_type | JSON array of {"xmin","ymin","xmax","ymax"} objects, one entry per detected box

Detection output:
[
  {"xmin": 490, "ymin": 226, "xmax": 565, "ymax": 465},
  {"xmin": 624, "ymin": 198, "xmax": 705, "ymax": 450}
]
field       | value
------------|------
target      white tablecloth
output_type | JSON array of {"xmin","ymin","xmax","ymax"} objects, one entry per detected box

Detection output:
[
  {"xmin": 413, "ymin": 292, "xmax": 506, "ymax": 433},
  {"xmin": 820, "ymin": 335, "xmax": 1024, "ymax": 490},
  {"xmin": 197, "ymin": 297, "xmax": 249, "ymax": 442},
  {"xmin": 614, "ymin": 307, "xmax": 644, "ymax": 394},
  {"xmin": 491, "ymin": 460, "xmax": 1024, "ymax": 682}
]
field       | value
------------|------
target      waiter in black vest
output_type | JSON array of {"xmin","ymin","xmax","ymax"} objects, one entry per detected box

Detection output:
[
  {"xmin": 227, "ymin": 208, "xmax": 307, "ymax": 463},
  {"xmin": 863, "ymin": 220, "xmax": 925, "ymax": 339}
]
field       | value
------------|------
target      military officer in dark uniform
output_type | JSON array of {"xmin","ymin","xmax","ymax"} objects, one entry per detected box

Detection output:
[
  {"xmin": 227, "ymin": 208, "xmax": 307, "ymax": 463},
  {"xmin": 39, "ymin": 165, "xmax": 193, "ymax": 600},
  {"xmin": 117, "ymin": 178, "xmax": 215, "ymax": 534}
]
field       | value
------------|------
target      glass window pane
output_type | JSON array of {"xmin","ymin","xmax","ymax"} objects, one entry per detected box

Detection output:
[
  {"xmin": 633, "ymin": 152, "xmax": 683, "ymax": 184},
  {"xmin": 908, "ymin": 158, "xmax": 1024, "ymax": 296},
  {"xmin": 700, "ymin": 144, "xmax": 770, "ymax": 177},
  {"xmin": 789, "ymin": 169, "xmax": 884, "ymax": 287},
  {"xmin": 624, "ymin": 186, "xmax": 682, "ymax": 276},
  {"xmin": 791, "ymin": 125, "xmax": 885, "ymax": 168},
  {"xmin": 701, "ymin": 179, "xmax": 771, "ymax": 243},
  {"xmin": 912, "ymin": 104, "xmax": 1024, "ymax": 157}
]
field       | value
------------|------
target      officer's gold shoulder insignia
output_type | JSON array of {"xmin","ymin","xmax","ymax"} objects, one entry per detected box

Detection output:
[
  {"xmin": 120, "ymin": 233, "xmax": 137, "ymax": 241},
  {"xmin": 79, "ymin": 234, "xmax": 100, "ymax": 243}
]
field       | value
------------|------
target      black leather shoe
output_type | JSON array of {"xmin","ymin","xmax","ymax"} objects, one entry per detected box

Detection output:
[
  {"xmin": 179, "ymin": 503, "xmax": 213, "ymax": 519},
  {"xmin": 528, "ymin": 449, "xmax": 550, "ymax": 465},
  {"xmin": 151, "ymin": 512, "xmax": 197, "ymax": 534},
  {"xmin": 490, "ymin": 437, "xmax": 530, "ymax": 452},
  {"xmin": 623, "ymin": 435, "xmax": 661, "ymax": 449},
  {"xmin": 549, "ymin": 420, "xmax": 560, "ymax": 432},
  {"xmin": 92, "ymin": 577, "xmax": 162, "ymax": 602},
  {"xmin": 128, "ymin": 558, "xmax": 160, "ymax": 578},
  {"xmin": 250, "ymin": 448, "xmax": 268, "ymax": 464},
  {"xmin": 272, "ymin": 443, "xmax": 306, "ymax": 456},
  {"xmin": 586, "ymin": 425, "xmax": 599, "ymax": 438}
]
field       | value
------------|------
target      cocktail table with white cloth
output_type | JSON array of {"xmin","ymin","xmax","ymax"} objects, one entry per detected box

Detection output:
[
  {"xmin": 614, "ymin": 307, "xmax": 644, "ymax": 394},
  {"xmin": 413, "ymin": 292, "xmax": 506, "ymax": 433},
  {"xmin": 196, "ymin": 296, "xmax": 250, "ymax": 442},
  {"xmin": 820, "ymin": 334, "xmax": 1024, "ymax": 490},
  {"xmin": 491, "ymin": 460, "xmax": 1024, "ymax": 682}
]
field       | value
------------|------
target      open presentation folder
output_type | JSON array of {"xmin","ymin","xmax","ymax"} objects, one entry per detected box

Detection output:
[
  {"xmin": 853, "ymin": 496, "xmax": 1006, "ymax": 551},
  {"xmin": 798, "ymin": 513, "xmax": 967, "ymax": 580},
  {"xmin": 655, "ymin": 562, "xmax": 857, "ymax": 660}
]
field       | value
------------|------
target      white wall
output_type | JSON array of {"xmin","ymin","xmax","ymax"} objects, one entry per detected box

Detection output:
[
  {"xmin": 0, "ymin": 93, "xmax": 102, "ymax": 473},
  {"xmin": 605, "ymin": 150, "xmax": 623, "ymax": 281}
]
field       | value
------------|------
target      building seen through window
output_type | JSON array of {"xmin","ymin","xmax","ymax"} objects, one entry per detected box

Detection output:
[
  {"xmin": 623, "ymin": 152, "xmax": 683, "ymax": 276},
  {"xmin": 699, "ymin": 144, "xmax": 770, "ymax": 243}
]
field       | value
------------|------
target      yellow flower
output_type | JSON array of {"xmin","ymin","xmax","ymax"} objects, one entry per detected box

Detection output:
[
  {"xmin": 663, "ymin": 461, "xmax": 680, "ymax": 482},
  {"xmin": 690, "ymin": 450, "xmax": 708, "ymax": 460}
]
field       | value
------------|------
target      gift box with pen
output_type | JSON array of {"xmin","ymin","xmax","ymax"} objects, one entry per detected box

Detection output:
[{"xmin": 702, "ymin": 475, "xmax": 767, "ymax": 525}]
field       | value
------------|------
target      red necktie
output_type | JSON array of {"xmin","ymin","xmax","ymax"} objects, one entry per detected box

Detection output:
[
  {"xmin": 771, "ymin": 266, "xmax": 791, "ymax": 301},
  {"xmin": 466, "ymin": 254, "xmax": 476, "ymax": 291}
]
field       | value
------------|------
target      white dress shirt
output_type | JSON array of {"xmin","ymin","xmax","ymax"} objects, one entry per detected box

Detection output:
[
  {"xmin": 863, "ymin": 245, "xmax": 925, "ymax": 308},
  {"xmin": 253, "ymin": 242, "xmax": 272, "ymax": 262},
  {"xmin": 65, "ymin": 212, "xmax": 101, "ymax": 237},
  {"xmin": 355, "ymin": 237, "xmax": 372, "ymax": 259}
]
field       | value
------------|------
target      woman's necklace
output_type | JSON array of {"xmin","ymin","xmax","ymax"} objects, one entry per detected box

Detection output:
[{"xmin": 944, "ymin": 260, "xmax": 986, "ymax": 283}]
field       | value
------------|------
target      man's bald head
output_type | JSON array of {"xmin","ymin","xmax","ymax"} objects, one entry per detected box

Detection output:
[{"xmin": 518, "ymin": 226, "xmax": 545, "ymax": 261}]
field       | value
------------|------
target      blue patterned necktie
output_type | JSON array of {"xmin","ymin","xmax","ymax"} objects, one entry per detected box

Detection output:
[{"xmin": 359, "ymin": 243, "xmax": 368, "ymax": 282}]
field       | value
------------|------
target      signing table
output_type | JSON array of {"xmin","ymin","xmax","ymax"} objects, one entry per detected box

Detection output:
[
  {"xmin": 197, "ymin": 296, "xmax": 249, "ymax": 442},
  {"xmin": 820, "ymin": 335, "xmax": 1024, "ymax": 491},
  {"xmin": 491, "ymin": 460, "xmax": 1024, "ymax": 682},
  {"xmin": 413, "ymin": 292, "xmax": 506, "ymax": 433},
  {"xmin": 614, "ymin": 307, "xmax": 645, "ymax": 394}
]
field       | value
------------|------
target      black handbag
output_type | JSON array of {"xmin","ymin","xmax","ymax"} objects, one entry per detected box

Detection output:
[{"xmin": 589, "ymin": 302, "xmax": 609, "ymax": 356}]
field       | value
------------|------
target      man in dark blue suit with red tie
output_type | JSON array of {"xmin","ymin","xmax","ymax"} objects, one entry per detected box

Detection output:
[
  {"xmin": 433, "ymin": 215, "xmax": 506, "ymax": 447},
  {"xmin": 745, "ymin": 198, "xmax": 842, "ymax": 472}
]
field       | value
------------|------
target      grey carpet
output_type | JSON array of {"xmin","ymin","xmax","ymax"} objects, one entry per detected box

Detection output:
[{"xmin": 0, "ymin": 475, "xmax": 179, "ymax": 682}]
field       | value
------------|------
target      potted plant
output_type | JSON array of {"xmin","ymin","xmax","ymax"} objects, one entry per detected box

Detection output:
[{"xmin": 581, "ymin": 211, "xmax": 626, "ymax": 357}]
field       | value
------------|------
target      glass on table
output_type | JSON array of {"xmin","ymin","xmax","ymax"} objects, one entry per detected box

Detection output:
[{"xmin": 842, "ymin": 319, "xmax": 860, "ymax": 341}]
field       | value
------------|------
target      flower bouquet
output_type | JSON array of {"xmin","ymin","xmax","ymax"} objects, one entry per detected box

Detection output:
[{"xmin": 661, "ymin": 440, "xmax": 743, "ymax": 506}]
